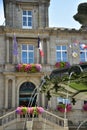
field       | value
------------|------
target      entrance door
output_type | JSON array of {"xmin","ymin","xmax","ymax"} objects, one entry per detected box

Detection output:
[{"xmin": 19, "ymin": 82, "xmax": 37, "ymax": 107}]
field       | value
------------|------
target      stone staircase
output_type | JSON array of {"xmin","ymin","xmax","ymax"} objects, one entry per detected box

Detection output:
[{"xmin": 0, "ymin": 109, "xmax": 69, "ymax": 130}]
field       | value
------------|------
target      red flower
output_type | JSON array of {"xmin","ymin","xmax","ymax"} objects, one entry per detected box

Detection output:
[
  {"xmin": 16, "ymin": 106, "xmax": 44, "ymax": 115},
  {"xmin": 16, "ymin": 64, "xmax": 42, "ymax": 72},
  {"xmin": 57, "ymin": 104, "xmax": 72, "ymax": 113},
  {"xmin": 55, "ymin": 62, "xmax": 70, "ymax": 69},
  {"xmin": 83, "ymin": 103, "xmax": 87, "ymax": 111}
]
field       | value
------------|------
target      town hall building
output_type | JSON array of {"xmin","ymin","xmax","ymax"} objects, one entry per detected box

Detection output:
[{"xmin": 0, "ymin": 0, "xmax": 87, "ymax": 128}]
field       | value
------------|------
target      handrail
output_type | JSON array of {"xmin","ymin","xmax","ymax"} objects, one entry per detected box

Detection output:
[
  {"xmin": 0, "ymin": 109, "xmax": 68, "ymax": 129},
  {"xmin": 0, "ymin": 110, "xmax": 16, "ymax": 119},
  {"xmin": 41, "ymin": 109, "xmax": 68, "ymax": 128},
  {"xmin": 0, "ymin": 110, "xmax": 16, "ymax": 126}
]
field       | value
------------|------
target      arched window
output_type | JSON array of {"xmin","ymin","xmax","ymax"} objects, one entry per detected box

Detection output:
[{"xmin": 19, "ymin": 82, "xmax": 36, "ymax": 107}]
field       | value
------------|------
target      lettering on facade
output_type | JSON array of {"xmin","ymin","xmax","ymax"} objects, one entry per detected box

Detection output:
[{"xmin": 56, "ymin": 39, "xmax": 69, "ymax": 43}]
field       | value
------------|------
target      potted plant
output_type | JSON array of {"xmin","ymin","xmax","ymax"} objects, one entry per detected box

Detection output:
[
  {"xmin": 57, "ymin": 103, "xmax": 72, "ymax": 113},
  {"xmin": 16, "ymin": 106, "xmax": 44, "ymax": 115},
  {"xmin": 16, "ymin": 64, "xmax": 42, "ymax": 73},
  {"xmin": 55, "ymin": 62, "xmax": 70, "ymax": 69},
  {"xmin": 83, "ymin": 103, "xmax": 87, "ymax": 111}
]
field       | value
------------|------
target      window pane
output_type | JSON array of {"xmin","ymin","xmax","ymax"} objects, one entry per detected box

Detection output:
[
  {"xmin": 23, "ymin": 17, "xmax": 27, "ymax": 22},
  {"xmin": 28, "ymin": 59, "xmax": 33, "ymax": 64},
  {"xmin": 28, "ymin": 22, "xmax": 32, "ymax": 26},
  {"xmin": 28, "ymin": 45, "xmax": 33, "ymax": 50},
  {"xmin": 80, "ymin": 52, "xmax": 85, "ymax": 62},
  {"xmin": 28, "ymin": 11, "xmax": 32, "ymax": 15},
  {"xmin": 22, "ymin": 52, "xmax": 27, "ymax": 58},
  {"xmin": 56, "ymin": 46, "xmax": 60, "ymax": 50},
  {"xmin": 23, "ymin": 11, "xmax": 26, "ymax": 15},
  {"xmin": 23, "ymin": 21, "xmax": 27, "ymax": 26},
  {"xmin": 22, "ymin": 45, "xmax": 27, "ymax": 50},
  {"xmin": 62, "ymin": 46, "xmax": 66, "ymax": 50},
  {"xmin": 56, "ymin": 52, "xmax": 61, "ymax": 61},
  {"xmin": 29, "ymin": 52, "xmax": 33, "ymax": 58},
  {"xmin": 63, "ymin": 52, "xmax": 67, "ymax": 61},
  {"xmin": 57, "ymin": 52, "xmax": 61, "ymax": 57},
  {"xmin": 80, "ymin": 52, "xmax": 85, "ymax": 58},
  {"xmin": 22, "ymin": 52, "xmax": 27, "ymax": 63},
  {"xmin": 23, "ymin": 17, "xmax": 27, "ymax": 26},
  {"xmin": 86, "ymin": 52, "xmax": 87, "ymax": 57},
  {"xmin": 28, "ymin": 17, "xmax": 32, "ymax": 21}
]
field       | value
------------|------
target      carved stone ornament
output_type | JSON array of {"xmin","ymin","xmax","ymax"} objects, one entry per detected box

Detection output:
[{"xmin": 73, "ymin": 3, "xmax": 87, "ymax": 29}]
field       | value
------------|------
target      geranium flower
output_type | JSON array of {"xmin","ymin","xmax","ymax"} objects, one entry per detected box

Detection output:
[
  {"xmin": 36, "ymin": 64, "xmax": 42, "ymax": 71},
  {"xmin": 83, "ymin": 103, "xmax": 87, "ymax": 111},
  {"xmin": 16, "ymin": 106, "xmax": 44, "ymax": 115},
  {"xmin": 27, "ymin": 107, "xmax": 34, "ymax": 114},
  {"xmin": 55, "ymin": 62, "xmax": 70, "ymax": 69},
  {"xmin": 16, "ymin": 64, "xmax": 22, "ymax": 71},
  {"xmin": 37, "ymin": 107, "xmax": 44, "ymax": 114},
  {"xmin": 25, "ymin": 64, "xmax": 32, "ymax": 72},
  {"xmin": 57, "ymin": 104, "xmax": 72, "ymax": 113},
  {"xmin": 16, "ymin": 64, "xmax": 42, "ymax": 73}
]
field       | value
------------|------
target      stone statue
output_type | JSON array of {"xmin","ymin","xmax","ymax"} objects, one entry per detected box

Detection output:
[{"xmin": 73, "ymin": 3, "xmax": 87, "ymax": 29}]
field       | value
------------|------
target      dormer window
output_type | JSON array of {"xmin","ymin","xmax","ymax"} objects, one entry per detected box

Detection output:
[{"xmin": 22, "ymin": 10, "xmax": 32, "ymax": 29}]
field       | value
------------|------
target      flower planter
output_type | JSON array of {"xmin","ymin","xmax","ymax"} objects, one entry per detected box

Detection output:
[
  {"xmin": 83, "ymin": 103, "xmax": 87, "ymax": 111},
  {"xmin": 55, "ymin": 62, "xmax": 70, "ymax": 69},
  {"xmin": 16, "ymin": 106, "xmax": 44, "ymax": 115},
  {"xmin": 16, "ymin": 64, "xmax": 42, "ymax": 73},
  {"xmin": 57, "ymin": 104, "xmax": 72, "ymax": 113}
]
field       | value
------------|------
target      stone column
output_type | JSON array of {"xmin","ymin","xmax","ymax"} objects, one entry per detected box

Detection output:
[
  {"xmin": 37, "ymin": 47, "xmax": 39, "ymax": 63},
  {"xmin": 47, "ymin": 39, "xmax": 50, "ymax": 64},
  {"xmin": 12, "ymin": 78, "xmax": 15, "ymax": 108},
  {"xmin": 39, "ymin": 4, "xmax": 45, "ymax": 28},
  {"xmin": 13, "ymin": 53, "xmax": 18, "ymax": 64},
  {"xmin": 5, "ymin": 78, "xmax": 8, "ymax": 108},
  {"xmin": 45, "ymin": 5, "xmax": 49, "ymax": 27},
  {"xmin": 6, "ymin": 38, "xmax": 9, "ymax": 63}
]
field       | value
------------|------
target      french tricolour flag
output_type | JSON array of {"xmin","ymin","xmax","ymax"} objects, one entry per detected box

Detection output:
[
  {"xmin": 80, "ymin": 43, "xmax": 87, "ymax": 49},
  {"xmin": 38, "ymin": 37, "xmax": 44, "ymax": 57}
]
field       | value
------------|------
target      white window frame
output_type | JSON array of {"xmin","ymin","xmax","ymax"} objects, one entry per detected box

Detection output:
[
  {"xmin": 57, "ymin": 97, "xmax": 70, "ymax": 104},
  {"xmin": 21, "ymin": 44, "xmax": 34, "ymax": 64},
  {"xmin": 80, "ymin": 48, "xmax": 87, "ymax": 62},
  {"xmin": 22, "ymin": 10, "xmax": 32, "ymax": 29},
  {"xmin": 56, "ymin": 45, "xmax": 67, "ymax": 62}
]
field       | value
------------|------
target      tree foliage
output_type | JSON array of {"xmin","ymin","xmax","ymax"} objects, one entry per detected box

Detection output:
[{"xmin": 40, "ymin": 71, "xmax": 87, "ymax": 100}]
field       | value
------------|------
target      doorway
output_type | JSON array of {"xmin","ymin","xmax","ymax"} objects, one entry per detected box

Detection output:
[{"xmin": 19, "ymin": 82, "xmax": 37, "ymax": 107}]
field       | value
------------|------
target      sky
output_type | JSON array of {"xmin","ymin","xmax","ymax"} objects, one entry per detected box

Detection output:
[{"xmin": 0, "ymin": 0, "xmax": 87, "ymax": 29}]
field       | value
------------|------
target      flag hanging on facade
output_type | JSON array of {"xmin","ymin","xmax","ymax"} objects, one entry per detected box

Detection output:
[
  {"xmin": 13, "ymin": 34, "xmax": 18, "ymax": 56},
  {"xmin": 73, "ymin": 40, "xmax": 79, "ymax": 46},
  {"xmin": 38, "ymin": 37, "xmax": 44, "ymax": 57},
  {"xmin": 80, "ymin": 43, "xmax": 87, "ymax": 49}
]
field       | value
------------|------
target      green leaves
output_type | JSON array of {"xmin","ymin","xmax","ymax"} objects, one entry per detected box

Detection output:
[{"xmin": 40, "ymin": 68, "xmax": 87, "ymax": 100}]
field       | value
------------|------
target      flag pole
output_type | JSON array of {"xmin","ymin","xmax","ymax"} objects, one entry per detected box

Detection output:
[
  {"xmin": 13, "ymin": 33, "xmax": 19, "ymax": 64},
  {"xmin": 37, "ymin": 35, "xmax": 44, "ymax": 63}
]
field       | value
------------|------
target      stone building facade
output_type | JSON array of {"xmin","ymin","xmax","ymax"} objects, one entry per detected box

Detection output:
[{"xmin": 0, "ymin": 0, "xmax": 87, "ymax": 117}]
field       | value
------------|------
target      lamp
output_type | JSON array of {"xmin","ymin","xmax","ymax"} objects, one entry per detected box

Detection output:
[{"xmin": 71, "ymin": 98, "xmax": 76, "ymax": 105}]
